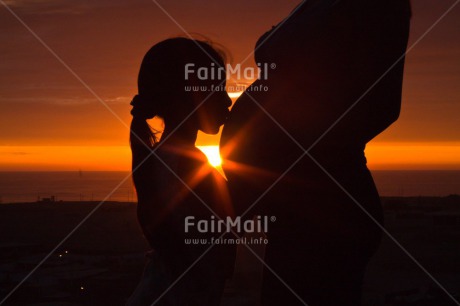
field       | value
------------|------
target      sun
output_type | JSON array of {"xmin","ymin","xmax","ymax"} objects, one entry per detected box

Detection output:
[{"xmin": 197, "ymin": 145, "xmax": 222, "ymax": 167}]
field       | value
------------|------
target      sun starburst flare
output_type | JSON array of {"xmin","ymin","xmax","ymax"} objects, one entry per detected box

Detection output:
[{"xmin": 197, "ymin": 145, "xmax": 223, "ymax": 167}]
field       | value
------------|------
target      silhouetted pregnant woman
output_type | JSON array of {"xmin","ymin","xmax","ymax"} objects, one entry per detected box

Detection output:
[{"xmin": 220, "ymin": 0, "xmax": 411, "ymax": 305}]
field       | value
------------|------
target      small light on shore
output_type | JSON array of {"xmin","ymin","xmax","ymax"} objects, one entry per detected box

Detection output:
[
  {"xmin": 65, "ymin": 250, "xmax": 69, "ymax": 254},
  {"xmin": 59, "ymin": 254, "xmax": 62, "ymax": 258},
  {"xmin": 80, "ymin": 286, "xmax": 85, "ymax": 290}
]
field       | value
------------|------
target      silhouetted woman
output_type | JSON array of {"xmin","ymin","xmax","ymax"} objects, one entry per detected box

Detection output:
[
  {"xmin": 128, "ymin": 38, "xmax": 234, "ymax": 306},
  {"xmin": 220, "ymin": 0, "xmax": 411, "ymax": 305}
]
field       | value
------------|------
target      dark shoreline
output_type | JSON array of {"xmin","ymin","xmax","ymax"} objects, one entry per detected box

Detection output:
[{"xmin": 1, "ymin": 197, "xmax": 460, "ymax": 305}]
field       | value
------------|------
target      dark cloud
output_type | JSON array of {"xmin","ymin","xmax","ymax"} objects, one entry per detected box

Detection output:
[{"xmin": 0, "ymin": 151, "xmax": 30, "ymax": 155}]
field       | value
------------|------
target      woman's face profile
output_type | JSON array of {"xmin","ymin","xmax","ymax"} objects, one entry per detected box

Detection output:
[{"xmin": 193, "ymin": 67, "xmax": 232, "ymax": 135}]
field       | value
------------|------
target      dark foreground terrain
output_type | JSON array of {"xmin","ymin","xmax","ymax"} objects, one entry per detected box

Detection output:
[{"xmin": 1, "ymin": 196, "xmax": 460, "ymax": 305}]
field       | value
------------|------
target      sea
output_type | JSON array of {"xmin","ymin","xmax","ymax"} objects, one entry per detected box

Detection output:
[{"xmin": 0, "ymin": 170, "xmax": 459, "ymax": 204}]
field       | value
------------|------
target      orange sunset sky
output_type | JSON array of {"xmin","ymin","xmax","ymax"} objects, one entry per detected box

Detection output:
[{"xmin": 0, "ymin": 0, "xmax": 459, "ymax": 171}]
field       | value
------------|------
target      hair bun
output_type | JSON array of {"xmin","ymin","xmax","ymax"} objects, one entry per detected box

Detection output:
[{"xmin": 130, "ymin": 95, "xmax": 157, "ymax": 119}]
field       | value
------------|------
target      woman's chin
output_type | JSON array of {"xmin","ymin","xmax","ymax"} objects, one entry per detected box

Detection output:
[
  {"xmin": 204, "ymin": 128, "xmax": 220, "ymax": 135},
  {"xmin": 201, "ymin": 125, "xmax": 221, "ymax": 135}
]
